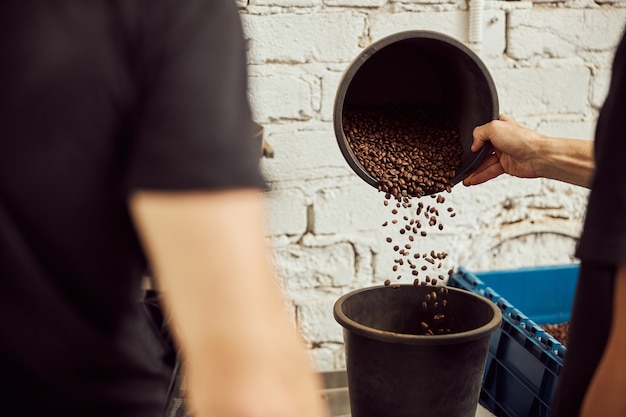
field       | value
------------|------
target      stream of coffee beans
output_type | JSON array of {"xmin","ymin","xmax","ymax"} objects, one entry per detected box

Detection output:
[
  {"xmin": 343, "ymin": 106, "xmax": 462, "ymax": 335},
  {"xmin": 343, "ymin": 106, "xmax": 568, "ymax": 342}
]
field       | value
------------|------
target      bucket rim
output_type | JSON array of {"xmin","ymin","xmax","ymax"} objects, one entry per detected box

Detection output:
[
  {"xmin": 333, "ymin": 284, "xmax": 502, "ymax": 346},
  {"xmin": 333, "ymin": 29, "xmax": 499, "ymax": 195}
]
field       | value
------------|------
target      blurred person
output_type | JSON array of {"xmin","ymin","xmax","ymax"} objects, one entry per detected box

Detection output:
[
  {"xmin": 0, "ymin": 2, "xmax": 327, "ymax": 417},
  {"xmin": 463, "ymin": 28, "xmax": 626, "ymax": 417}
]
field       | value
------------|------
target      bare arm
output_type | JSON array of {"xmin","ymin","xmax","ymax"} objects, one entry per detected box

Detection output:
[
  {"xmin": 129, "ymin": 190, "xmax": 327, "ymax": 417},
  {"xmin": 579, "ymin": 264, "xmax": 626, "ymax": 417},
  {"xmin": 463, "ymin": 114, "xmax": 595, "ymax": 188}
]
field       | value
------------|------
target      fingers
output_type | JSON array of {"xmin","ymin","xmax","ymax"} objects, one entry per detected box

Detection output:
[
  {"xmin": 471, "ymin": 124, "xmax": 490, "ymax": 153},
  {"xmin": 462, "ymin": 153, "xmax": 505, "ymax": 186},
  {"xmin": 471, "ymin": 114, "xmax": 512, "ymax": 153}
]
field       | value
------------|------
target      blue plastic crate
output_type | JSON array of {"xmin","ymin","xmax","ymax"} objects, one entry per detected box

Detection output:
[{"xmin": 448, "ymin": 264, "xmax": 580, "ymax": 417}]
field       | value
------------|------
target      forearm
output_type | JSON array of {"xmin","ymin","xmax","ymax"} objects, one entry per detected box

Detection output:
[
  {"xmin": 580, "ymin": 264, "xmax": 626, "ymax": 417},
  {"xmin": 534, "ymin": 137, "xmax": 595, "ymax": 188},
  {"xmin": 130, "ymin": 190, "xmax": 327, "ymax": 417}
]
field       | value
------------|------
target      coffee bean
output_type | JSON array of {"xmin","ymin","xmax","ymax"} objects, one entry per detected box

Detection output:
[
  {"xmin": 386, "ymin": 237, "xmax": 392, "ymax": 243},
  {"xmin": 384, "ymin": 279, "xmax": 391, "ymax": 286}
]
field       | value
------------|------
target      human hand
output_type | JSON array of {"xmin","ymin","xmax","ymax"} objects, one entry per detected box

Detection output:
[{"xmin": 462, "ymin": 114, "xmax": 545, "ymax": 186}]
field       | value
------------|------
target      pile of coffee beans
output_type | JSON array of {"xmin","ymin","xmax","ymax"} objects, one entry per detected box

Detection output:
[
  {"xmin": 342, "ymin": 106, "xmax": 462, "ymax": 198},
  {"xmin": 542, "ymin": 322, "xmax": 569, "ymax": 346}
]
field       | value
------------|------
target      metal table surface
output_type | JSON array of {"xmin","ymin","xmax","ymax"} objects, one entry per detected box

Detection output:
[{"xmin": 321, "ymin": 370, "xmax": 496, "ymax": 417}]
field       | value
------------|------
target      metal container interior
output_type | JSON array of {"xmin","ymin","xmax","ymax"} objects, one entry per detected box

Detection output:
[{"xmin": 334, "ymin": 30, "xmax": 499, "ymax": 195}]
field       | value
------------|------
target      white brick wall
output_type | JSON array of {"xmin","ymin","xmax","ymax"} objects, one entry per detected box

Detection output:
[{"xmin": 239, "ymin": 0, "xmax": 626, "ymax": 371}]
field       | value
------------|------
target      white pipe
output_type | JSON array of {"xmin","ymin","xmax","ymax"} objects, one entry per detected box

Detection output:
[{"xmin": 469, "ymin": 0, "xmax": 485, "ymax": 55}]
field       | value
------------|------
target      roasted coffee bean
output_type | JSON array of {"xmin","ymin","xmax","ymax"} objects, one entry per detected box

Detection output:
[
  {"xmin": 422, "ymin": 301, "xmax": 428, "ymax": 311},
  {"xmin": 384, "ymin": 279, "xmax": 391, "ymax": 286},
  {"xmin": 420, "ymin": 322, "xmax": 429, "ymax": 330},
  {"xmin": 386, "ymin": 237, "xmax": 393, "ymax": 243},
  {"xmin": 542, "ymin": 322, "xmax": 569, "ymax": 346}
]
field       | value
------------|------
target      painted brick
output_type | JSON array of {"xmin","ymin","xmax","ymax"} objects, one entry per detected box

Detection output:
[
  {"xmin": 591, "ymin": 67, "xmax": 613, "ymax": 109},
  {"xmin": 312, "ymin": 182, "xmax": 389, "ymax": 235},
  {"xmin": 273, "ymin": 243, "xmax": 355, "ymax": 290},
  {"xmin": 260, "ymin": 124, "xmax": 351, "ymax": 183},
  {"xmin": 248, "ymin": 71, "xmax": 315, "ymax": 122},
  {"xmin": 535, "ymin": 118, "xmax": 597, "ymax": 141},
  {"xmin": 321, "ymin": 69, "xmax": 344, "ymax": 122},
  {"xmin": 251, "ymin": 0, "xmax": 321, "ymax": 6},
  {"xmin": 325, "ymin": 0, "xmax": 385, "ymax": 6},
  {"xmin": 297, "ymin": 296, "xmax": 345, "ymax": 343},
  {"xmin": 242, "ymin": 12, "xmax": 366, "ymax": 63},
  {"xmin": 265, "ymin": 187, "xmax": 308, "ymax": 236},
  {"xmin": 508, "ymin": 8, "xmax": 626, "ymax": 60},
  {"xmin": 491, "ymin": 63, "xmax": 591, "ymax": 115},
  {"xmin": 368, "ymin": 10, "xmax": 506, "ymax": 58}
]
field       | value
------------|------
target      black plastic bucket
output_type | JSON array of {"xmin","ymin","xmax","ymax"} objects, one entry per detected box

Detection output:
[
  {"xmin": 334, "ymin": 30, "xmax": 499, "ymax": 194},
  {"xmin": 333, "ymin": 284, "xmax": 502, "ymax": 417}
]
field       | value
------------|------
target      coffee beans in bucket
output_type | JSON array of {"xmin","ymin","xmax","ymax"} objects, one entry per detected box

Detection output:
[
  {"xmin": 343, "ymin": 106, "xmax": 462, "ymax": 198},
  {"xmin": 343, "ymin": 105, "xmax": 462, "ymax": 335}
]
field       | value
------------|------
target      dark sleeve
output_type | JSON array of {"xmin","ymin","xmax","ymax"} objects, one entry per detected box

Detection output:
[
  {"xmin": 575, "ymin": 27, "xmax": 626, "ymax": 265},
  {"xmin": 125, "ymin": 0, "xmax": 265, "ymax": 192}
]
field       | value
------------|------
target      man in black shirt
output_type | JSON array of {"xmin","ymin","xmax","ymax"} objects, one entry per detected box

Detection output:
[
  {"xmin": 464, "ymin": 27, "xmax": 626, "ymax": 417},
  {"xmin": 0, "ymin": 2, "xmax": 327, "ymax": 417}
]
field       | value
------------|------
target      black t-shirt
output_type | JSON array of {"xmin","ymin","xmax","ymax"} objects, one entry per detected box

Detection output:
[
  {"xmin": 550, "ymin": 27, "xmax": 626, "ymax": 417},
  {"xmin": 0, "ymin": 1, "xmax": 264, "ymax": 416}
]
